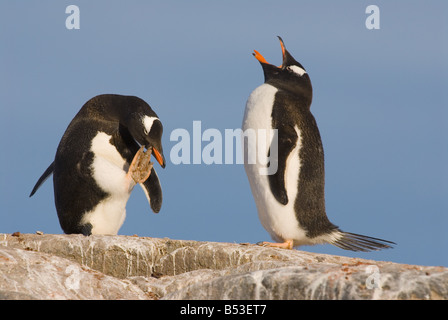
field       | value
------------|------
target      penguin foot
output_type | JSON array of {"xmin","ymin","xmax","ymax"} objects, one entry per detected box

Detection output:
[
  {"xmin": 257, "ymin": 239, "xmax": 293, "ymax": 250},
  {"xmin": 127, "ymin": 146, "xmax": 154, "ymax": 184}
]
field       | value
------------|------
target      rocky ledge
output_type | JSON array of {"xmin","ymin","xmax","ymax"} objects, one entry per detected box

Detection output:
[{"xmin": 0, "ymin": 233, "xmax": 446, "ymax": 300}]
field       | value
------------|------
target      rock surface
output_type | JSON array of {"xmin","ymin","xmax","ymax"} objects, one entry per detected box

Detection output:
[{"xmin": 0, "ymin": 233, "xmax": 447, "ymax": 300}]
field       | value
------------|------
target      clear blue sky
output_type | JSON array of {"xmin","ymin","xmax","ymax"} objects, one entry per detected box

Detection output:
[{"xmin": 1, "ymin": 1, "xmax": 447, "ymax": 267}]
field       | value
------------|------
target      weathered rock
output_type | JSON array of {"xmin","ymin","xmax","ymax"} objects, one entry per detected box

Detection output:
[
  {"xmin": 0, "ymin": 246, "xmax": 150, "ymax": 300},
  {"xmin": 0, "ymin": 233, "xmax": 447, "ymax": 300}
]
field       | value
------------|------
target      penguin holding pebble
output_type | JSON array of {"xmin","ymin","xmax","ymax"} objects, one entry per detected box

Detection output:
[
  {"xmin": 242, "ymin": 37, "xmax": 395, "ymax": 251},
  {"xmin": 30, "ymin": 94, "xmax": 166, "ymax": 236}
]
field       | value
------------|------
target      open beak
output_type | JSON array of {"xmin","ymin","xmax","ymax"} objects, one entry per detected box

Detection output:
[
  {"xmin": 253, "ymin": 36, "xmax": 286, "ymax": 68},
  {"xmin": 278, "ymin": 36, "xmax": 286, "ymax": 67},
  {"xmin": 152, "ymin": 147, "xmax": 166, "ymax": 168},
  {"xmin": 253, "ymin": 50, "xmax": 269, "ymax": 64}
]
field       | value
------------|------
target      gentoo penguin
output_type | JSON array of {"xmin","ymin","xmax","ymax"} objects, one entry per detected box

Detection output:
[
  {"xmin": 29, "ymin": 94, "xmax": 166, "ymax": 236},
  {"xmin": 242, "ymin": 37, "xmax": 395, "ymax": 251}
]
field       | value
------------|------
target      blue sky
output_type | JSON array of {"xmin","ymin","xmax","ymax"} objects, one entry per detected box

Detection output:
[{"xmin": 1, "ymin": 1, "xmax": 447, "ymax": 267}]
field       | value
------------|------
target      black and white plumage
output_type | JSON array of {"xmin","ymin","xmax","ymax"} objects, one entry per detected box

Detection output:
[
  {"xmin": 30, "ymin": 94, "xmax": 166, "ymax": 236},
  {"xmin": 242, "ymin": 37, "xmax": 394, "ymax": 251}
]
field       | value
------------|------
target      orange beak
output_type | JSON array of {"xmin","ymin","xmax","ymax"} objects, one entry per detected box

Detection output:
[
  {"xmin": 253, "ymin": 50, "xmax": 268, "ymax": 64},
  {"xmin": 152, "ymin": 147, "xmax": 165, "ymax": 168},
  {"xmin": 278, "ymin": 36, "xmax": 286, "ymax": 68},
  {"xmin": 253, "ymin": 37, "xmax": 286, "ymax": 68}
]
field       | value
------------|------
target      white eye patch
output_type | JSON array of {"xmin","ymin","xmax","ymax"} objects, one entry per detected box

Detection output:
[
  {"xmin": 287, "ymin": 65, "xmax": 307, "ymax": 76},
  {"xmin": 142, "ymin": 116, "xmax": 159, "ymax": 135}
]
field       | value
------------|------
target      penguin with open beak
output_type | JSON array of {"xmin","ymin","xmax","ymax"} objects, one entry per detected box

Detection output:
[{"xmin": 242, "ymin": 37, "xmax": 395, "ymax": 251}]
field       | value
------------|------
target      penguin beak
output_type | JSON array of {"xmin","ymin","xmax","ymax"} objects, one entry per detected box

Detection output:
[
  {"xmin": 253, "ymin": 50, "xmax": 269, "ymax": 64},
  {"xmin": 278, "ymin": 36, "xmax": 287, "ymax": 68},
  {"xmin": 152, "ymin": 147, "xmax": 166, "ymax": 168},
  {"xmin": 253, "ymin": 36, "xmax": 286, "ymax": 69},
  {"xmin": 278, "ymin": 36, "xmax": 302, "ymax": 70}
]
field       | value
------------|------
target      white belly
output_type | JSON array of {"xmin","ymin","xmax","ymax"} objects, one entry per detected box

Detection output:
[
  {"xmin": 81, "ymin": 132, "xmax": 134, "ymax": 235},
  {"xmin": 81, "ymin": 197, "xmax": 128, "ymax": 235},
  {"xmin": 242, "ymin": 84, "xmax": 308, "ymax": 245}
]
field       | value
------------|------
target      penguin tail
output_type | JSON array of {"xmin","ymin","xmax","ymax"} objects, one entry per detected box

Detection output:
[
  {"xmin": 332, "ymin": 231, "xmax": 395, "ymax": 252},
  {"xmin": 29, "ymin": 162, "xmax": 54, "ymax": 197}
]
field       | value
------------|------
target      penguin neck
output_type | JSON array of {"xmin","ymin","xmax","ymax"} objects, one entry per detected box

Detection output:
[{"xmin": 266, "ymin": 78, "xmax": 313, "ymax": 108}]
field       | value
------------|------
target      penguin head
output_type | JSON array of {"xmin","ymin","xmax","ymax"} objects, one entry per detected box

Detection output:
[
  {"xmin": 125, "ymin": 112, "xmax": 166, "ymax": 168},
  {"xmin": 253, "ymin": 36, "xmax": 312, "ymax": 103}
]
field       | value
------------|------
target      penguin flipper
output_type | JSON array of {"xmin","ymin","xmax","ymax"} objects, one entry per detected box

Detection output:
[
  {"xmin": 139, "ymin": 167, "xmax": 163, "ymax": 213},
  {"xmin": 29, "ymin": 162, "xmax": 54, "ymax": 197},
  {"xmin": 268, "ymin": 125, "xmax": 298, "ymax": 205}
]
